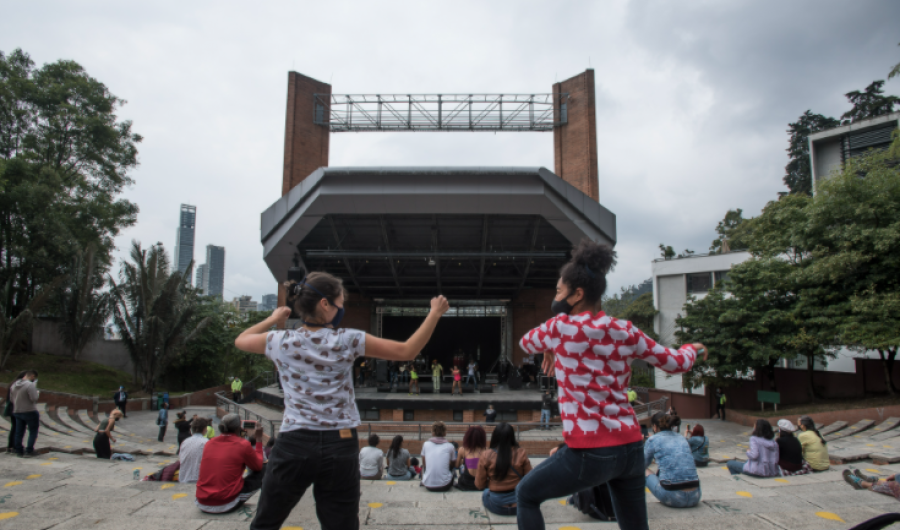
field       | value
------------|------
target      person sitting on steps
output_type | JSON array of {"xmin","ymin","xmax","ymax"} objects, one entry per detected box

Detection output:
[
  {"xmin": 421, "ymin": 421, "xmax": 455, "ymax": 492},
  {"xmin": 359, "ymin": 434, "xmax": 384, "ymax": 480},
  {"xmin": 476, "ymin": 422, "xmax": 532, "ymax": 516},
  {"xmin": 92, "ymin": 409, "xmax": 123, "ymax": 460},
  {"xmin": 844, "ymin": 469, "xmax": 900, "ymax": 501},
  {"xmin": 455, "ymin": 426, "xmax": 487, "ymax": 491},
  {"xmin": 726, "ymin": 419, "xmax": 780, "ymax": 477},
  {"xmin": 385, "ymin": 435, "xmax": 416, "ymax": 481},
  {"xmin": 195, "ymin": 414, "xmax": 266, "ymax": 514},
  {"xmin": 644, "ymin": 412, "xmax": 702, "ymax": 508},
  {"xmin": 684, "ymin": 424, "xmax": 709, "ymax": 467},
  {"xmin": 797, "ymin": 416, "xmax": 829, "ymax": 472},
  {"xmin": 179, "ymin": 417, "xmax": 210, "ymax": 484},
  {"xmin": 775, "ymin": 419, "xmax": 811, "ymax": 476}
]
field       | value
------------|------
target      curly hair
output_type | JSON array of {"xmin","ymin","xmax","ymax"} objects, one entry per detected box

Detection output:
[
  {"xmin": 283, "ymin": 266, "xmax": 347, "ymax": 323},
  {"xmin": 559, "ymin": 239, "xmax": 616, "ymax": 305}
]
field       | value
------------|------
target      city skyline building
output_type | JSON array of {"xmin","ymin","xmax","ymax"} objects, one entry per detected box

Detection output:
[
  {"xmin": 195, "ymin": 264, "xmax": 208, "ymax": 293},
  {"xmin": 204, "ymin": 244, "xmax": 225, "ymax": 298},
  {"xmin": 173, "ymin": 204, "xmax": 196, "ymax": 277},
  {"xmin": 260, "ymin": 294, "xmax": 278, "ymax": 312},
  {"xmin": 231, "ymin": 295, "xmax": 258, "ymax": 315}
]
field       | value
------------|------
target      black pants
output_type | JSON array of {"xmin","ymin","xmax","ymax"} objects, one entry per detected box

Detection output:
[
  {"xmin": 115, "ymin": 401, "xmax": 127, "ymax": 416},
  {"xmin": 233, "ymin": 392, "xmax": 241, "ymax": 402},
  {"xmin": 251, "ymin": 429, "xmax": 361, "ymax": 530},
  {"xmin": 94, "ymin": 432, "xmax": 112, "ymax": 459},
  {"xmin": 6, "ymin": 420, "xmax": 15, "ymax": 451},
  {"xmin": 716, "ymin": 405, "xmax": 726, "ymax": 420},
  {"xmin": 158, "ymin": 425, "xmax": 167, "ymax": 442}
]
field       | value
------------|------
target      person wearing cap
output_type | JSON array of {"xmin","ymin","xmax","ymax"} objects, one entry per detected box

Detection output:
[
  {"xmin": 195, "ymin": 413, "xmax": 266, "ymax": 513},
  {"xmin": 113, "ymin": 386, "xmax": 128, "ymax": 418},
  {"xmin": 775, "ymin": 419, "xmax": 810, "ymax": 476}
]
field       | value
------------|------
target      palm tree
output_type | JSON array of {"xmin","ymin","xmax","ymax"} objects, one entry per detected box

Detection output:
[
  {"xmin": 58, "ymin": 245, "xmax": 110, "ymax": 360},
  {"xmin": 109, "ymin": 241, "xmax": 210, "ymax": 392}
]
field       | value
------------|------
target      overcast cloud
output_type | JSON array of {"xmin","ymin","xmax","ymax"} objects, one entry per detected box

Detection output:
[{"xmin": 3, "ymin": 0, "xmax": 899, "ymax": 303}]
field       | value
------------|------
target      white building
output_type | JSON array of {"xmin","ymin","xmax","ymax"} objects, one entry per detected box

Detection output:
[
  {"xmin": 260, "ymin": 294, "xmax": 278, "ymax": 312},
  {"xmin": 809, "ymin": 111, "xmax": 899, "ymax": 195},
  {"xmin": 651, "ymin": 251, "xmax": 752, "ymax": 392},
  {"xmin": 231, "ymin": 295, "xmax": 258, "ymax": 315}
]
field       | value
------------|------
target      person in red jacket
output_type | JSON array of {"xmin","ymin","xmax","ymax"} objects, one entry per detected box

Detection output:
[
  {"xmin": 513, "ymin": 240, "xmax": 708, "ymax": 530},
  {"xmin": 195, "ymin": 414, "xmax": 266, "ymax": 514}
]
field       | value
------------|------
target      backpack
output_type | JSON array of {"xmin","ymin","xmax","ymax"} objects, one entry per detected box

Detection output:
[{"xmin": 568, "ymin": 483, "xmax": 616, "ymax": 521}]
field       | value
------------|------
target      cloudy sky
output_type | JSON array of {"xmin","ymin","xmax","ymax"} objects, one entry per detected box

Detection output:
[{"xmin": 3, "ymin": 0, "xmax": 899, "ymax": 303}]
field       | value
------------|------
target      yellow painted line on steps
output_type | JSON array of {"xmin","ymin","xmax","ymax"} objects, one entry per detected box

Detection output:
[
  {"xmin": 3, "ymin": 482, "xmax": 22, "ymax": 488},
  {"xmin": 736, "ymin": 491, "xmax": 752, "ymax": 498},
  {"xmin": 25, "ymin": 475, "xmax": 40, "ymax": 480},
  {"xmin": 160, "ymin": 484, "xmax": 174, "ymax": 490},
  {"xmin": 282, "ymin": 527, "xmax": 304, "ymax": 530},
  {"xmin": 385, "ymin": 481, "xmax": 396, "ymax": 485},
  {"xmin": 0, "ymin": 512, "xmax": 18, "ymax": 520},
  {"xmin": 645, "ymin": 487, "xmax": 651, "ymax": 493},
  {"xmin": 172, "ymin": 493, "xmax": 187, "ymax": 500},
  {"xmin": 558, "ymin": 499, "xmax": 567, "ymax": 505},
  {"xmin": 867, "ymin": 444, "xmax": 875, "ymax": 447},
  {"xmin": 816, "ymin": 512, "xmax": 844, "ymax": 522},
  {"xmin": 39, "ymin": 463, "xmax": 52, "ymax": 466},
  {"xmin": 866, "ymin": 468, "xmax": 885, "ymax": 474},
  {"xmin": 774, "ymin": 479, "xmax": 789, "ymax": 483},
  {"xmin": 367, "ymin": 503, "xmax": 383, "ymax": 509},
  {"xmin": 559, "ymin": 527, "xmax": 583, "ymax": 530}
]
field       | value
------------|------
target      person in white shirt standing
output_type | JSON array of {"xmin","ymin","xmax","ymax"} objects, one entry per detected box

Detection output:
[
  {"xmin": 421, "ymin": 421, "xmax": 456, "ymax": 492},
  {"xmin": 466, "ymin": 360, "xmax": 478, "ymax": 390},
  {"xmin": 359, "ymin": 434, "xmax": 384, "ymax": 480}
]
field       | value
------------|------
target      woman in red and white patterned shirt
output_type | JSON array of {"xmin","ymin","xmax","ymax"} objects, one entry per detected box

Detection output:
[{"xmin": 514, "ymin": 240, "xmax": 707, "ymax": 530}]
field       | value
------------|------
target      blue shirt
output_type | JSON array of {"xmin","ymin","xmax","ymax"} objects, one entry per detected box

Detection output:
[
  {"xmin": 688, "ymin": 436, "xmax": 710, "ymax": 464},
  {"xmin": 644, "ymin": 430, "xmax": 699, "ymax": 485},
  {"xmin": 158, "ymin": 408, "xmax": 168, "ymax": 424}
]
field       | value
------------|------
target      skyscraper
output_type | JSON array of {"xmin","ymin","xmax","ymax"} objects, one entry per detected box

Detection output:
[
  {"xmin": 195, "ymin": 264, "xmax": 208, "ymax": 293},
  {"xmin": 173, "ymin": 204, "xmax": 196, "ymax": 277},
  {"xmin": 260, "ymin": 294, "xmax": 278, "ymax": 312},
  {"xmin": 205, "ymin": 245, "xmax": 225, "ymax": 298}
]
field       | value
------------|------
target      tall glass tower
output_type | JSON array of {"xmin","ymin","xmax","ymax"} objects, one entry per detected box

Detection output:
[
  {"xmin": 173, "ymin": 204, "xmax": 197, "ymax": 277},
  {"xmin": 205, "ymin": 245, "xmax": 226, "ymax": 298}
]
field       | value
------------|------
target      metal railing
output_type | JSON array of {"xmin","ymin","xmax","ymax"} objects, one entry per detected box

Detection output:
[
  {"xmin": 216, "ymin": 391, "xmax": 280, "ymax": 440},
  {"xmin": 632, "ymin": 396, "xmax": 669, "ymax": 420}
]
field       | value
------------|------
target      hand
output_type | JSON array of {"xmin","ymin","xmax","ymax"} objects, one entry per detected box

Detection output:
[
  {"xmin": 541, "ymin": 351, "xmax": 555, "ymax": 377},
  {"xmin": 692, "ymin": 343, "xmax": 709, "ymax": 361},
  {"xmin": 254, "ymin": 427, "xmax": 264, "ymax": 443},
  {"xmin": 549, "ymin": 446, "xmax": 560, "ymax": 457},
  {"xmin": 430, "ymin": 296, "xmax": 450, "ymax": 316},
  {"xmin": 271, "ymin": 306, "xmax": 292, "ymax": 325}
]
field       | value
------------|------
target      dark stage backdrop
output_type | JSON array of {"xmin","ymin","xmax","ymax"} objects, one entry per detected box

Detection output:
[{"xmin": 381, "ymin": 316, "xmax": 501, "ymax": 369}]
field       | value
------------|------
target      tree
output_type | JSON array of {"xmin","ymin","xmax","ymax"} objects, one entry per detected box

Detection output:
[
  {"xmin": 109, "ymin": 242, "xmax": 210, "ymax": 392},
  {"xmin": 0, "ymin": 275, "xmax": 63, "ymax": 369},
  {"xmin": 709, "ymin": 209, "xmax": 750, "ymax": 253},
  {"xmin": 57, "ymin": 245, "xmax": 109, "ymax": 360},
  {"xmin": 841, "ymin": 80, "xmax": 899, "ymax": 124},
  {"xmin": 0, "ymin": 48, "xmax": 139, "ymax": 329},
  {"xmin": 658, "ymin": 244, "xmax": 675, "ymax": 260},
  {"xmin": 784, "ymin": 111, "xmax": 840, "ymax": 195}
]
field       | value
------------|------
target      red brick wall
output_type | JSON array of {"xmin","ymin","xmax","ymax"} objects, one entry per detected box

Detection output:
[
  {"xmin": 413, "ymin": 410, "xmax": 454, "ymax": 422},
  {"xmin": 282, "ymin": 71, "xmax": 330, "ymax": 196},
  {"xmin": 511, "ymin": 289, "xmax": 556, "ymax": 365},
  {"xmin": 553, "ymin": 70, "xmax": 599, "ymax": 202},
  {"xmin": 648, "ymin": 389, "xmax": 712, "ymax": 419}
]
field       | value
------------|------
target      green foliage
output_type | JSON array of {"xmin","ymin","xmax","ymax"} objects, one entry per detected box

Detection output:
[
  {"xmin": 609, "ymin": 292, "xmax": 659, "ymax": 342},
  {"xmin": 0, "ymin": 48, "xmax": 139, "ymax": 327},
  {"xmin": 2, "ymin": 352, "xmax": 136, "ymax": 397},
  {"xmin": 108, "ymin": 242, "xmax": 210, "ymax": 392},
  {"xmin": 784, "ymin": 111, "xmax": 840, "ymax": 196},
  {"xmin": 841, "ymin": 80, "xmax": 899, "ymax": 124},
  {"xmin": 56, "ymin": 245, "xmax": 109, "ymax": 360},
  {"xmin": 658, "ymin": 244, "xmax": 675, "ymax": 260},
  {"xmin": 710, "ymin": 209, "xmax": 750, "ymax": 253}
]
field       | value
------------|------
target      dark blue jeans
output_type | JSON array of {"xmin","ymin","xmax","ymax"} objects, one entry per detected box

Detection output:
[
  {"xmin": 13, "ymin": 411, "xmax": 40, "ymax": 455},
  {"xmin": 483, "ymin": 489, "xmax": 518, "ymax": 516},
  {"xmin": 515, "ymin": 441, "xmax": 648, "ymax": 530},
  {"xmin": 250, "ymin": 429, "xmax": 361, "ymax": 530}
]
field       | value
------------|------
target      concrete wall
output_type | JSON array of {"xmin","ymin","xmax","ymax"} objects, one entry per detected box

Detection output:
[
  {"xmin": 812, "ymin": 138, "xmax": 842, "ymax": 188},
  {"xmin": 282, "ymin": 71, "xmax": 331, "ymax": 195},
  {"xmin": 553, "ymin": 70, "xmax": 599, "ymax": 202},
  {"xmin": 32, "ymin": 319, "xmax": 134, "ymax": 375}
]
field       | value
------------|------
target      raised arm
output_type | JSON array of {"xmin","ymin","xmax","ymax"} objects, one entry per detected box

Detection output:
[
  {"xmin": 235, "ymin": 307, "xmax": 291, "ymax": 354},
  {"xmin": 364, "ymin": 297, "xmax": 450, "ymax": 361},
  {"xmin": 627, "ymin": 320, "xmax": 707, "ymax": 374}
]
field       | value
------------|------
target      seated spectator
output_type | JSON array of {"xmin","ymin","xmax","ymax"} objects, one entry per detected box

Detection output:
[
  {"xmin": 776, "ymin": 419, "xmax": 810, "ymax": 476},
  {"xmin": 195, "ymin": 414, "xmax": 265, "ymax": 513},
  {"xmin": 421, "ymin": 421, "xmax": 456, "ymax": 491},
  {"xmin": 142, "ymin": 461, "xmax": 181, "ymax": 482},
  {"xmin": 264, "ymin": 438, "xmax": 275, "ymax": 460},
  {"xmin": 844, "ymin": 469, "xmax": 900, "ymax": 500},
  {"xmin": 385, "ymin": 435, "xmax": 415, "ymax": 481},
  {"xmin": 359, "ymin": 434, "xmax": 384, "ymax": 480},
  {"xmin": 410, "ymin": 457, "xmax": 422, "ymax": 479},
  {"xmin": 179, "ymin": 417, "xmax": 210, "ymax": 483},
  {"xmin": 797, "ymin": 416, "xmax": 829, "ymax": 472},
  {"xmin": 456, "ymin": 426, "xmax": 487, "ymax": 491},
  {"xmin": 684, "ymin": 424, "xmax": 710, "ymax": 467},
  {"xmin": 645, "ymin": 413, "xmax": 701, "ymax": 508},
  {"xmin": 92, "ymin": 410, "xmax": 123, "ymax": 460},
  {"xmin": 726, "ymin": 419, "xmax": 780, "ymax": 477},
  {"xmin": 475, "ymin": 422, "xmax": 532, "ymax": 516}
]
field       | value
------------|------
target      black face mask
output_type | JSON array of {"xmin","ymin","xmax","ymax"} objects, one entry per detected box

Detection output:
[{"xmin": 550, "ymin": 295, "xmax": 575, "ymax": 316}]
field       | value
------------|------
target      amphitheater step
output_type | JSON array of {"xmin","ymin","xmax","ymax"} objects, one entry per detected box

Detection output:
[
  {"xmin": 41, "ymin": 404, "xmax": 80, "ymax": 436},
  {"xmin": 864, "ymin": 417, "xmax": 900, "ymax": 441},
  {"xmin": 825, "ymin": 419, "xmax": 875, "ymax": 441},
  {"xmin": 817, "ymin": 420, "xmax": 848, "ymax": 436},
  {"xmin": 56, "ymin": 407, "xmax": 96, "ymax": 435}
]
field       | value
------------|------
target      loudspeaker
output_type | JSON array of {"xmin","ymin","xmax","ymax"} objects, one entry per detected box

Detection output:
[{"xmin": 376, "ymin": 360, "xmax": 389, "ymax": 383}]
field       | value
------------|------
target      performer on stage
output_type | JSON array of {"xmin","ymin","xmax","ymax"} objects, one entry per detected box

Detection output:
[
  {"xmin": 431, "ymin": 360, "xmax": 444, "ymax": 394},
  {"xmin": 451, "ymin": 366, "xmax": 462, "ymax": 396},
  {"xmin": 409, "ymin": 366, "xmax": 420, "ymax": 395}
]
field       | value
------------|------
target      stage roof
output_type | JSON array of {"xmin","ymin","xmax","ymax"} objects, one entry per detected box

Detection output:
[{"xmin": 260, "ymin": 167, "xmax": 616, "ymax": 299}]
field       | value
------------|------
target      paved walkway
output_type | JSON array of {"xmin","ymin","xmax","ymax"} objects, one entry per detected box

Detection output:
[{"xmin": 0, "ymin": 445, "xmax": 896, "ymax": 529}]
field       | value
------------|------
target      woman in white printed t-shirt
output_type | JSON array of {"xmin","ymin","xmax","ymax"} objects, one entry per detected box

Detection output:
[{"xmin": 234, "ymin": 267, "xmax": 450, "ymax": 530}]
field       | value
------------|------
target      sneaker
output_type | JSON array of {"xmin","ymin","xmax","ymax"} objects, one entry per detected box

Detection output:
[
  {"xmin": 843, "ymin": 469, "xmax": 863, "ymax": 490},
  {"xmin": 854, "ymin": 469, "xmax": 879, "ymax": 482},
  {"xmin": 21, "ymin": 453, "xmax": 35, "ymax": 459}
]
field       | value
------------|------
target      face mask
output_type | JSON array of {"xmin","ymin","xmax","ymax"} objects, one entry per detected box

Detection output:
[
  {"xmin": 550, "ymin": 296, "xmax": 574, "ymax": 316},
  {"xmin": 329, "ymin": 305, "xmax": 345, "ymax": 327}
]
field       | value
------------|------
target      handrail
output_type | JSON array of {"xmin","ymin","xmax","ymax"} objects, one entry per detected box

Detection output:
[{"xmin": 216, "ymin": 391, "xmax": 279, "ymax": 440}]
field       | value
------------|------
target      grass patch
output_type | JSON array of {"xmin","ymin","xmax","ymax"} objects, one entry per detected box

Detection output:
[
  {"xmin": 737, "ymin": 395, "xmax": 900, "ymax": 418},
  {"xmin": 0, "ymin": 353, "xmax": 187, "ymax": 398}
]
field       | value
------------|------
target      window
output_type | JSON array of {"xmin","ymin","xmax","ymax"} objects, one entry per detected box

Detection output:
[
  {"xmin": 453, "ymin": 410, "xmax": 463, "ymax": 422},
  {"xmin": 686, "ymin": 273, "xmax": 712, "ymax": 293},
  {"xmin": 403, "ymin": 410, "xmax": 414, "ymax": 421},
  {"xmin": 714, "ymin": 271, "xmax": 730, "ymax": 286},
  {"xmin": 362, "ymin": 410, "xmax": 380, "ymax": 421},
  {"xmin": 498, "ymin": 411, "xmax": 518, "ymax": 422}
]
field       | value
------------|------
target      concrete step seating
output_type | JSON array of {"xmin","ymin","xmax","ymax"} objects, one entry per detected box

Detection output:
[
  {"xmin": 0, "ymin": 450, "xmax": 894, "ymax": 530},
  {"xmin": 825, "ymin": 420, "xmax": 876, "ymax": 442}
]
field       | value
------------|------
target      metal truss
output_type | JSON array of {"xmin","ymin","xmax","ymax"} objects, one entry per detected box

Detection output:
[{"xmin": 314, "ymin": 93, "xmax": 568, "ymax": 132}]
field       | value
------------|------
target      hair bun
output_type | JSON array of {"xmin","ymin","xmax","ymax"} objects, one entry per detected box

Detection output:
[{"xmin": 570, "ymin": 239, "xmax": 616, "ymax": 275}]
